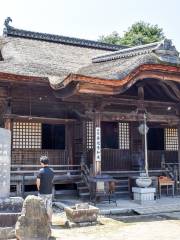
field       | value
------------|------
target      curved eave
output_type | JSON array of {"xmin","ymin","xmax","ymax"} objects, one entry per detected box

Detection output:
[{"xmin": 56, "ymin": 64, "xmax": 180, "ymax": 96}]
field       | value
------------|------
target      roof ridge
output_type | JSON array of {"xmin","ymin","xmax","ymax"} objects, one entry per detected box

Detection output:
[
  {"xmin": 4, "ymin": 25, "xmax": 126, "ymax": 51},
  {"xmin": 92, "ymin": 41, "xmax": 160, "ymax": 63}
]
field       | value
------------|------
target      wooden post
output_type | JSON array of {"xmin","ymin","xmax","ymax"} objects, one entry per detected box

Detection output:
[
  {"xmin": 4, "ymin": 96, "xmax": 12, "ymax": 131},
  {"xmin": 82, "ymin": 120, "xmax": 87, "ymax": 164},
  {"xmin": 4, "ymin": 118, "xmax": 12, "ymax": 130},
  {"xmin": 178, "ymin": 124, "xmax": 180, "ymax": 182},
  {"xmin": 138, "ymin": 85, "xmax": 144, "ymax": 100},
  {"xmin": 93, "ymin": 111, "xmax": 101, "ymax": 176},
  {"xmin": 66, "ymin": 123, "xmax": 73, "ymax": 166}
]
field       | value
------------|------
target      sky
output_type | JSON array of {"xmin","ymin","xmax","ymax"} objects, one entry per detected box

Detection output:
[{"xmin": 0, "ymin": 0, "xmax": 180, "ymax": 50}]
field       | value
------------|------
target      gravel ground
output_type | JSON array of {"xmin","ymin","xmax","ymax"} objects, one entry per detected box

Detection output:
[{"xmin": 51, "ymin": 212, "xmax": 180, "ymax": 240}]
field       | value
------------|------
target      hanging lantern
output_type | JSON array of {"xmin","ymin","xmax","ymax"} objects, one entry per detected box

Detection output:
[{"xmin": 138, "ymin": 123, "xmax": 149, "ymax": 135}]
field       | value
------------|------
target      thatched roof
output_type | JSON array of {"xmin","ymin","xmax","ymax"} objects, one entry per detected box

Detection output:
[
  {"xmin": 0, "ymin": 19, "xmax": 180, "ymax": 93},
  {"xmin": 0, "ymin": 22, "xmax": 125, "ymax": 89},
  {"xmin": 0, "ymin": 36, "xmax": 109, "ymax": 87},
  {"xmin": 77, "ymin": 40, "xmax": 180, "ymax": 80}
]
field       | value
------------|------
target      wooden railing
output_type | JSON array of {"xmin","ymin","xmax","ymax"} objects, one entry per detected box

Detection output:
[
  {"xmin": 86, "ymin": 149, "xmax": 132, "ymax": 171},
  {"xmin": 12, "ymin": 149, "xmax": 68, "ymax": 165},
  {"xmin": 10, "ymin": 164, "xmax": 81, "ymax": 197},
  {"xmin": 148, "ymin": 151, "xmax": 178, "ymax": 170},
  {"xmin": 11, "ymin": 164, "xmax": 81, "ymax": 175},
  {"xmin": 160, "ymin": 162, "xmax": 180, "ymax": 191},
  {"xmin": 81, "ymin": 162, "xmax": 90, "ymax": 189},
  {"xmin": 161, "ymin": 162, "xmax": 179, "ymax": 179},
  {"xmin": 87, "ymin": 149, "xmax": 178, "ymax": 171},
  {"xmin": 102, "ymin": 149, "xmax": 132, "ymax": 171}
]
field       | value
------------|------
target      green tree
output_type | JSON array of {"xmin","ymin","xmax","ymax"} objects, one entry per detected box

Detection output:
[
  {"xmin": 99, "ymin": 31, "xmax": 121, "ymax": 45},
  {"xmin": 98, "ymin": 21, "xmax": 165, "ymax": 46}
]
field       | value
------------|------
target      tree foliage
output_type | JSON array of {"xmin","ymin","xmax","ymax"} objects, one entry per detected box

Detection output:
[{"xmin": 98, "ymin": 21, "xmax": 165, "ymax": 46}]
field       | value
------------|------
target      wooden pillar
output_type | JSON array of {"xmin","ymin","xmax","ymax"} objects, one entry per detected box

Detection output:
[
  {"xmin": 66, "ymin": 123, "xmax": 74, "ymax": 165},
  {"xmin": 4, "ymin": 118, "xmax": 12, "ymax": 130},
  {"xmin": 4, "ymin": 96, "xmax": 12, "ymax": 131},
  {"xmin": 138, "ymin": 85, "xmax": 144, "ymax": 100},
  {"xmin": 93, "ymin": 111, "xmax": 101, "ymax": 176},
  {"xmin": 178, "ymin": 124, "xmax": 180, "ymax": 181},
  {"xmin": 82, "ymin": 120, "xmax": 87, "ymax": 163}
]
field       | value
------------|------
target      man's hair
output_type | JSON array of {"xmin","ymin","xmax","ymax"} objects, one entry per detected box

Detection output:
[{"xmin": 40, "ymin": 155, "xmax": 49, "ymax": 165}]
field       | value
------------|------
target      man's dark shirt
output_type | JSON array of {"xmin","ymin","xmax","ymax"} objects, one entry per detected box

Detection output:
[{"xmin": 37, "ymin": 166, "xmax": 54, "ymax": 194}]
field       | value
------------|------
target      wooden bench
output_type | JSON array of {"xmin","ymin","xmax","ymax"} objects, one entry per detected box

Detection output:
[{"xmin": 158, "ymin": 176, "xmax": 175, "ymax": 198}]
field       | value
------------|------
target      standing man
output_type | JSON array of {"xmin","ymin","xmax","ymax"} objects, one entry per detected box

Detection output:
[{"xmin": 36, "ymin": 156, "xmax": 54, "ymax": 223}]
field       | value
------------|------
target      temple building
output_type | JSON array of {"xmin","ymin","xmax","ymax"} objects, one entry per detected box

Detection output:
[{"xmin": 0, "ymin": 18, "xmax": 180, "ymax": 198}]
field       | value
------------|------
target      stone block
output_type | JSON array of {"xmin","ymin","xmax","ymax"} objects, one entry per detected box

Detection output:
[
  {"xmin": 65, "ymin": 205, "xmax": 99, "ymax": 223},
  {"xmin": 15, "ymin": 195, "xmax": 51, "ymax": 240},
  {"xmin": 132, "ymin": 187, "xmax": 156, "ymax": 204}
]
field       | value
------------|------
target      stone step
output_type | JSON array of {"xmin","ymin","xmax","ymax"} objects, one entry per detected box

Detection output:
[
  {"xmin": 115, "ymin": 190, "xmax": 129, "ymax": 196},
  {"xmin": 116, "ymin": 179, "xmax": 129, "ymax": 183},
  {"xmin": 78, "ymin": 186, "xmax": 89, "ymax": 192},
  {"xmin": 76, "ymin": 178, "xmax": 90, "ymax": 199},
  {"xmin": 79, "ymin": 192, "xmax": 90, "ymax": 200},
  {"xmin": 76, "ymin": 181, "xmax": 86, "ymax": 187},
  {"xmin": 115, "ymin": 186, "xmax": 129, "ymax": 191},
  {"xmin": 116, "ymin": 184, "xmax": 128, "ymax": 187},
  {"xmin": 78, "ymin": 186, "xmax": 89, "ymax": 190},
  {"xmin": 116, "ymin": 184, "xmax": 128, "ymax": 188},
  {"xmin": 79, "ymin": 192, "xmax": 90, "ymax": 196},
  {"xmin": 55, "ymin": 190, "xmax": 77, "ymax": 196},
  {"xmin": 78, "ymin": 188, "xmax": 89, "ymax": 194}
]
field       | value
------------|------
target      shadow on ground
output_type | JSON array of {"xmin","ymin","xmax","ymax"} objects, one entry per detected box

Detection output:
[{"xmin": 106, "ymin": 211, "xmax": 180, "ymax": 223}]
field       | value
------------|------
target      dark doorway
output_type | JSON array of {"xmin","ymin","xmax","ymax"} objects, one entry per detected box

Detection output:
[
  {"xmin": 101, "ymin": 122, "xmax": 119, "ymax": 149},
  {"xmin": 147, "ymin": 128, "xmax": 164, "ymax": 150},
  {"xmin": 42, "ymin": 124, "xmax": 65, "ymax": 149}
]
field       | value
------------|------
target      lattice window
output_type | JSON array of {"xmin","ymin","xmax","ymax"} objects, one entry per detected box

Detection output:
[
  {"xmin": 118, "ymin": 122, "xmax": 130, "ymax": 149},
  {"xmin": 165, "ymin": 128, "xmax": 178, "ymax": 151},
  {"xmin": 13, "ymin": 121, "xmax": 42, "ymax": 149},
  {"xmin": 86, "ymin": 121, "xmax": 94, "ymax": 149}
]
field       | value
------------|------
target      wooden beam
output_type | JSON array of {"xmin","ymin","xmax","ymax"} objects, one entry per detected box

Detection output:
[
  {"xmin": 64, "ymin": 95, "xmax": 177, "ymax": 109},
  {"xmin": 155, "ymin": 81, "xmax": 179, "ymax": 101},
  {"xmin": 102, "ymin": 97, "xmax": 178, "ymax": 110},
  {"xmin": 3, "ymin": 114, "xmax": 76, "ymax": 124},
  {"xmin": 145, "ymin": 85, "xmax": 159, "ymax": 99},
  {"xmin": 86, "ymin": 111, "xmax": 180, "ymax": 124},
  {"xmin": 163, "ymin": 81, "xmax": 180, "ymax": 100}
]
